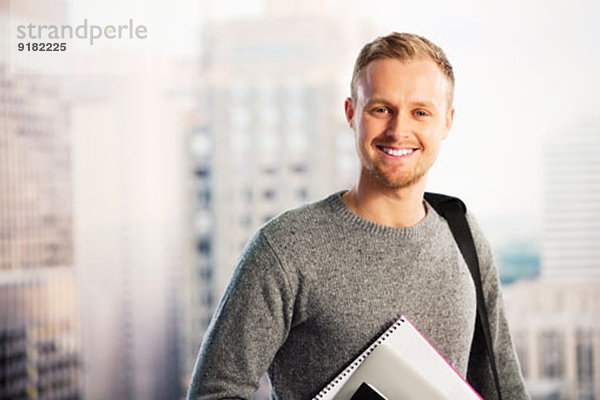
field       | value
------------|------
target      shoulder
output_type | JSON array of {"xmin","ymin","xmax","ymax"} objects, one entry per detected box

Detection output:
[
  {"xmin": 431, "ymin": 194, "xmax": 501, "ymax": 292},
  {"xmin": 465, "ymin": 211, "xmax": 491, "ymax": 249},
  {"xmin": 259, "ymin": 191, "xmax": 342, "ymax": 242},
  {"xmin": 235, "ymin": 192, "xmax": 343, "ymax": 293},
  {"xmin": 426, "ymin": 192, "xmax": 495, "ymax": 267},
  {"xmin": 241, "ymin": 192, "xmax": 347, "ymax": 276},
  {"xmin": 464, "ymin": 207, "xmax": 499, "ymax": 283},
  {"xmin": 425, "ymin": 192, "xmax": 491, "ymax": 248},
  {"xmin": 463, "ymin": 209, "xmax": 494, "ymax": 263}
]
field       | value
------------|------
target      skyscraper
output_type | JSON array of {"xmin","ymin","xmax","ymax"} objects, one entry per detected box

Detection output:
[
  {"xmin": 541, "ymin": 123, "xmax": 600, "ymax": 281},
  {"xmin": 68, "ymin": 52, "xmax": 191, "ymax": 400},
  {"xmin": 181, "ymin": 11, "xmax": 378, "ymax": 392},
  {"xmin": 203, "ymin": 14, "xmax": 372, "ymax": 304},
  {"xmin": 503, "ymin": 122, "xmax": 600, "ymax": 399},
  {"xmin": 1, "ymin": 2, "xmax": 83, "ymax": 399}
]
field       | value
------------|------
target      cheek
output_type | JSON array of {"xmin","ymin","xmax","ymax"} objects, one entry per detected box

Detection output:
[
  {"xmin": 358, "ymin": 118, "xmax": 382, "ymax": 139},
  {"xmin": 425, "ymin": 123, "xmax": 447, "ymax": 142},
  {"xmin": 355, "ymin": 129, "xmax": 374, "ymax": 159},
  {"xmin": 357, "ymin": 125, "xmax": 376, "ymax": 149},
  {"xmin": 354, "ymin": 120, "xmax": 368, "ymax": 142},
  {"xmin": 425, "ymin": 133, "xmax": 445, "ymax": 155}
]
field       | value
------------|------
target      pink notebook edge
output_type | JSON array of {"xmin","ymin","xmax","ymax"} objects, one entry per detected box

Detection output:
[{"xmin": 401, "ymin": 315, "xmax": 483, "ymax": 400}]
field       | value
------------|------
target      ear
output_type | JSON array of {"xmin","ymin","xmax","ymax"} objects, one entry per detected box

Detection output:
[
  {"xmin": 442, "ymin": 107, "xmax": 454, "ymax": 140},
  {"xmin": 344, "ymin": 97, "xmax": 355, "ymax": 129}
]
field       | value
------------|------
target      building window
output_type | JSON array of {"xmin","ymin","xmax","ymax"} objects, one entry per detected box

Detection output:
[
  {"xmin": 197, "ymin": 189, "xmax": 211, "ymax": 207},
  {"xmin": 190, "ymin": 130, "xmax": 211, "ymax": 156},
  {"xmin": 539, "ymin": 331, "xmax": 565, "ymax": 379},
  {"xmin": 194, "ymin": 213, "xmax": 211, "ymax": 234},
  {"xmin": 241, "ymin": 187, "xmax": 253, "ymax": 204},
  {"xmin": 198, "ymin": 265, "xmax": 212, "ymax": 280},
  {"xmin": 263, "ymin": 189, "xmax": 276, "ymax": 201},
  {"xmin": 194, "ymin": 166, "xmax": 210, "ymax": 178},
  {"xmin": 262, "ymin": 165, "xmax": 278, "ymax": 176},
  {"xmin": 202, "ymin": 291, "xmax": 214, "ymax": 308},
  {"xmin": 290, "ymin": 162, "xmax": 307, "ymax": 174},
  {"xmin": 197, "ymin": 238, "xmax": 211, "ymax": 255},
  {"xmin": 576, "ymin": 329, "xmax": 595, "ymax": 399},
  {"xmin": 296, "ymin": 187, "xmax": 308, "ymax": 201}
]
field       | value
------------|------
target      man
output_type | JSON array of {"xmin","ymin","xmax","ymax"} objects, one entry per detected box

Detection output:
[{"xmin": 188, "ymin": 32, "xmax": 528, "ymax": 399}]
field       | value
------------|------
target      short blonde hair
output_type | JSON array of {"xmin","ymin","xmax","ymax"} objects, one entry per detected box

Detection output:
[{"xmin": 351, "ymin": 32, "xmax": 455, "ymax": 107}]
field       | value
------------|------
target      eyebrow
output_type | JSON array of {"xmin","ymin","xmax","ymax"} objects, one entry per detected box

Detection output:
[
  {"xmin": 412, "ymin": 101, "xmax": 439, "ymax": 112},
  {"xmin": 364, "ymin": 98, "xmax": 439, "ymax": 112},
  {"xmin": 363, "ymin": 97, "xmax": 395, "ymax": 108}
]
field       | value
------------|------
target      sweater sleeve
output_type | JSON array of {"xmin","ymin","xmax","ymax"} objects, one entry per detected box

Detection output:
[
  {"xmin": 465, "ymin": 212, "xmax": 530, "ymax": 400},
  {"xmin": 187, "ymin": 230, "xmax": 295, "ymax": 400}
]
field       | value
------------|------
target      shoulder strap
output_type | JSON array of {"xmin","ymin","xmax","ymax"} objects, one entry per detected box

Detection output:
[{"xmin": 424, "ymin": 192, "xmax": 503, "ymax": 400}]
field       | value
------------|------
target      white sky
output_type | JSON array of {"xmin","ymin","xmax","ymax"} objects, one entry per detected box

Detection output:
[{"xmin": 65, "ymin": 0, "xmax": 600, "ymax": 232}]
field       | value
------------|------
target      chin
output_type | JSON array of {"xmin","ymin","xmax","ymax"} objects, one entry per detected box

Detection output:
[{"xmin": 372, "ymin": 168, "xmax": 428, "ymax": 190}]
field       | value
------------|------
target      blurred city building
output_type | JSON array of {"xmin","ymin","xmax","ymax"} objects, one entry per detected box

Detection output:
[
  {"xmin": 181, "ymin": 5, "xmax": 378, "ymax": 396},
  {"xmin": 183, "ymin": 102, "xmax": 213, "ymax": 390},
  {"xmin": 505, "ymin": 281, "xmax": 600, "ymax": 399},
  {"xmin": 1, "ymin": 1, "xmax": 83, "ymax": 399},
  {"xmin": 203, "ymin": 15, "xmax": 366, "ymax": 299},
  {"xmin": 68, "ymin": 52, "xmax": 193, "ymax": 399},
  {"xmin": 4, "ymin": 0, "xmax": 197, "ymax": 398},
  {"xmin": 541, "ymin": 124, "xmax": 600, "ymax": 282},
  {"xmin": 504, "ymin": 123, "xmax": 600, "ymax": 400}
]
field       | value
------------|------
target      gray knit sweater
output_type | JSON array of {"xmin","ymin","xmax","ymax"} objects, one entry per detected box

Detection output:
[{"xmin": 188, "ymin": 191, "xmax": 528, "ymax": 399}]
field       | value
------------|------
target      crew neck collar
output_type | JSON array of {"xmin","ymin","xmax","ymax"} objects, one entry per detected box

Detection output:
[{"xmin": 326, "ymin": 190, "xmax": 439, "ymax": 239}]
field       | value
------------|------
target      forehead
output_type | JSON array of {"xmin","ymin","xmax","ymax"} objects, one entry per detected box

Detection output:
[{"xmin": 356, "ymin": 58, "xmax": 449, "ymax": 107}]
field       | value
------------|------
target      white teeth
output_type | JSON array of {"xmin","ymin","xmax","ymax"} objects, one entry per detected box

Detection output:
[{"xmin": 381, "ymin": 147, "xmax": 415, "ymax": 157}]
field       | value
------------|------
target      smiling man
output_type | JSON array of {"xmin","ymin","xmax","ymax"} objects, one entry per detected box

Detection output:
[
  {"xmin": 188, "ymin": 33, "xmax": 528, "ymax": 400},
  {"xmin": 341, "ymin": 56, "xmax": 454, "ymax": 227}
]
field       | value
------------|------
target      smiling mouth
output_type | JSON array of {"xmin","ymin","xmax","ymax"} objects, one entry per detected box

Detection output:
[{"xmin": 377, "ymin": 146, "xmax": 418, "ymax": 157}]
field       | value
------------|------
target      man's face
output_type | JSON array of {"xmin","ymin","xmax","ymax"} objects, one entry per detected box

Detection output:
[{"xmin": 345, "ymin": 58, "xmax": 454, "ymax": 190}]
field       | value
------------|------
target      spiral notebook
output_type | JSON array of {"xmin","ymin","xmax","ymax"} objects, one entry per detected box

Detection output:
[{"xmin": 312, "ymin": 315, "xmax": 482, "ymax": 400}]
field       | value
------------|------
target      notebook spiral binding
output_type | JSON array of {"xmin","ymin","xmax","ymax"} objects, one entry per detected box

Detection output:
[{"xmin": 312, "ymin": 316, "xmax": 406, "ymax": 400}]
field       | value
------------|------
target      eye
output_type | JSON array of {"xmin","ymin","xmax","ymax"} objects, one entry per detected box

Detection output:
[
  {"xmin": 371, "ymin": 107, "xmax": 390, "ymax": 115},
  {"xmin": 414, "ymin": 110, "xmax": 429, "ymax": 117}
]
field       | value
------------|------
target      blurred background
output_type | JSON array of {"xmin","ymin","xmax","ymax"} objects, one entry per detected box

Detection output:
[{"xmin": 0, "ymin": 0, "xmax": 599, "ymax": 399}]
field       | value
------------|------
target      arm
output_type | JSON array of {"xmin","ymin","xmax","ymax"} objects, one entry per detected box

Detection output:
[
  {"xmin": 466, "ymin": 213, "xmax": 529, "ymax": 400},
  {"xmin": 187, "ymin": 230, "xmax": 295, "ymax": 400}
]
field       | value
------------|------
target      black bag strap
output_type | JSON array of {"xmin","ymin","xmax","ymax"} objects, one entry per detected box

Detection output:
[{"xmin": 424, "ymin": 192, "xmax": 503, "ymax": 400}]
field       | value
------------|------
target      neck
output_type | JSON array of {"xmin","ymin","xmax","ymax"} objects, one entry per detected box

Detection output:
[{"xmin": 341, "ymin": 175, "xmax": 427, "ymax": 228}]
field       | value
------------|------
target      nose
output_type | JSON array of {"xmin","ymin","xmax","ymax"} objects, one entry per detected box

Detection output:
[{"xmin": 386, "ymin": 110, "xmax": 411, "ymax": 140}]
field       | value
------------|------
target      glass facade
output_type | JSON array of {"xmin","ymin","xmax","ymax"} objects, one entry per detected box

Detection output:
[
  {"xmin": 0, "ymin": 273, "xmax": 82, "ymax": 400},
  {"xmin": 0, "ymin": 4, "xmax": 82, "ymax": 397}
]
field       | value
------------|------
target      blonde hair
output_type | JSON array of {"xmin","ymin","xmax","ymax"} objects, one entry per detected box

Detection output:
[{"xmin": 351, "ymin": 32, "xmax": 455, "ymax": 107}]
